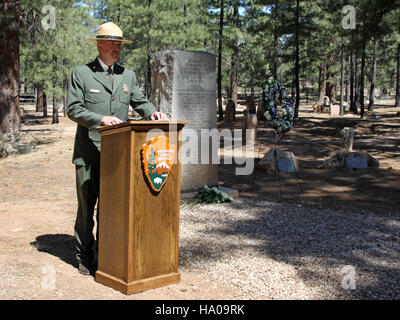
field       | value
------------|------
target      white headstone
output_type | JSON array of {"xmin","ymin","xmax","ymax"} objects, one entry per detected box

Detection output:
[{"xmin": 331, "ymin": 104, "xmax": 340, "ymax": 116}]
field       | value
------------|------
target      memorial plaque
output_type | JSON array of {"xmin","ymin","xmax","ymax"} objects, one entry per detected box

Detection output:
[
  {"xmin": 277, "ymin": 158, "xmax": 296, "ymax": 173},
  {"xmin": 151, "ymin": 50, "xmax": 218, "ymax": 192},
  {"xmin": 345, "ymin": 157, "xmax": 368, "ymax": 169}
]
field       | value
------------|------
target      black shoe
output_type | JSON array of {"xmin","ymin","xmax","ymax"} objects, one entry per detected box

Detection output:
[{"xmin": 78, "ymin": 262, "xmax": 91, "ymax": 275}]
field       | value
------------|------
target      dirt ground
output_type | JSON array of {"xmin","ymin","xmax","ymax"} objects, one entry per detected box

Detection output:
[
  {"xmin": 220, "ymin": 103, "xmax": 400, "ymax": 213},
  {"xmin": 0, "ymin": 102, "xmax": 399, "ymax": 300}
]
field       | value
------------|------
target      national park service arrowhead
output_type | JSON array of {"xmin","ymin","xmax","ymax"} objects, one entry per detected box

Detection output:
[{"xmin": 141, "ymin": 136, "xmax": 176, "ymax": 192}]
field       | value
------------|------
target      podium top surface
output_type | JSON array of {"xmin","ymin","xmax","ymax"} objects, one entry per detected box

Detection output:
[{"xmin": 96, "ymin": 120, "xmax": 189, "ymax": 134}]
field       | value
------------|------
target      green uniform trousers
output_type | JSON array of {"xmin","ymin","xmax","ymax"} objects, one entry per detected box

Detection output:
[{"xmin": 74, "ymin": 159, "xmax": 100, "ymax": 265}]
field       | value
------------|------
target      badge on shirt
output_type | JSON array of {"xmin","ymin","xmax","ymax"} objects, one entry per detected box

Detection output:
[
  {"xmin": 123, "ymin": 84, "xmax": 129, "ymax": 93},
  {"xmin": 90, "ymin": 89, "xmax": 100, "ymax": 93}
]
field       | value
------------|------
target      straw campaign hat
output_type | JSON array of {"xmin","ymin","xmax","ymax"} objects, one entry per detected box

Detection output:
[{"xmin": 87, "ymin": 22, "xmax": 132, "ymax": 44}]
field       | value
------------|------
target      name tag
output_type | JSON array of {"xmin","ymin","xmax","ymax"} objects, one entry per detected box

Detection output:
[{"xmin": 89, "ymin": 89, "xmax": 100, "ymax": 93}]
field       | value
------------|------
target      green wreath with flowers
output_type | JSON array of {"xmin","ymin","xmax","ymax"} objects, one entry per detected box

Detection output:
[{"xmin": 263, "ymin": 78, "xmax": 294, "ymax": 134}]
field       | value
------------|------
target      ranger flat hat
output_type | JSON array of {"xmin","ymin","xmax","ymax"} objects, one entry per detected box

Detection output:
[{"xmin": 86, "ymin": 22, "xmax": 132, "ymax": 44}]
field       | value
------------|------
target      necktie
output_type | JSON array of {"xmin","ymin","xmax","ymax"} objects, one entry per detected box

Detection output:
[{"xmin": 107, "ymin": 66, "xmax": 113, "ymax": 89}]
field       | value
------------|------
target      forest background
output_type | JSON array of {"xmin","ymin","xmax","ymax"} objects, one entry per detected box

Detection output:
[{"xmin": 1, "ymin": 0, "xmax": 400, "ymax": 133}]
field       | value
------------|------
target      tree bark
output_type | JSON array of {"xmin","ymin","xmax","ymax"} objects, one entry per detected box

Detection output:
[
  {"xmin": 52, "ymin": 54, "xmax": 59, "ymax": 124},
  {"xmin": 63, "ymin": 77, "xmax": 68, "ymax": 117},
  {"xmin": 395, "ymin": 43, "xmax": 400, "ymax": 107},
  {"xmin": 36, "ymin": 84, "xmax": 44, "ymax": 112},
  {"xmin": 317, "ymin": 62, "xmax": 326, "ymax": 104},
  {"xmin": 0, "ymin": 0, "xmax": 21, "ymax": 135},
  {"xmin": 368, "ymin": 38, "xmax": 378, "ymax": 111},
  {"xmin": 43, "ymin": 91, "xmax": 47, "ymax": 118},
  {"xmin": 63, "ymin": 58, "xmax": 68, "ymax": 117},
  {"xmin": 350, "ymin": 53, "xmax": 355, "ymax": 112},
  {"xmin": 217, "ymin": 0, "xmax": 224, "ymax": 121},
  {"xmin": 325, "ymin": 55, "xmax": 336, "ymax": 104},
  {"xmin": 360, "ymin": 42, "xmax": 366, "ymax": 119},
  {"xmin": 354, "ymin": 52, "xmax": 359, "ymax": 114},
  {"xmin": 294, "ymin": 0, "xmax": 300, "ymax": 119},
  {"xmin": 272, "ymin": 0, "xmax": 279, "ymax": 80},
  {"xmin": 229, "ymin": 4, "xmax": 239, "ymax": 108},
  {"xmin": 340, "ymin": 36, "xmax": 345, "ymax": 116},
  {"xmin": 145, "ymin": 0, "xmax": 153, "ymax": 98}
]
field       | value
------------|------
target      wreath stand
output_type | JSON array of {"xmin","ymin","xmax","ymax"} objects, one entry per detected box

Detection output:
[
  {"xmin": 253, "ymin": 127, "xmax": 303, "ymax": 201},
  {"xmin": 253, "ymin": 77, "xmax": 303, "ymax": 200}
]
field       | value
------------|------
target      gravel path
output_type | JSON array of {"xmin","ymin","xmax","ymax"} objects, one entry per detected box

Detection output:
[{"xmin": 179, "ymin": 199, "xmax": 400, "ymax": 299}]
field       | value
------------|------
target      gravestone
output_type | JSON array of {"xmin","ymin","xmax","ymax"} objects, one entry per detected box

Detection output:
[
  {"xmin": 318, "ymin": 151, "xmax": 379, "ymax": 169},
  {"xmin": 257, "ymin": 148, "xmax": 299, "ymax": 174},
  {"xmin": 323, "ymin": 96, "xmax": 330, "ymax": 107},
  {"xmin": 278, "ymin": 158, "xmax": 297, "ymax": 173},
  {"xmin": 323, "ymin": 96, "xmax": 331, "ymax": 113},
  {"xmin": 345, "ymin": 157, "xmax": 368, "ymax": 169},
  {"xmin": 151, "ymin": 50, "xmax": 218, "ymax": 192},
  {"xmin": 342, "ymin": 127, "xmax": 354, "ymax": 152},
  {"xmin": 330, "ymin": 104, "xmax": 340, "ymax": 116},
  {"xmin": 343, "ymin": 101, "xmax": 349, "ymax": 112}
]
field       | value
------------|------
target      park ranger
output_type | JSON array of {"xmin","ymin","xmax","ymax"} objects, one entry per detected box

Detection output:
[{"xmin": 67, "ymin": 22, "xmax": 167, "ymax": 275}]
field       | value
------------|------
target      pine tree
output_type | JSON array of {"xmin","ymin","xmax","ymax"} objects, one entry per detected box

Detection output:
[{"xmin": 0, "ymin": 0, "xmax": 21, "ymax": 135}]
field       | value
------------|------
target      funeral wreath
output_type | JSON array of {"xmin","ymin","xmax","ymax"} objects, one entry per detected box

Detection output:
[{"xmin": 264, "ymin": 78, "xmax": 294, "ymax": 134}]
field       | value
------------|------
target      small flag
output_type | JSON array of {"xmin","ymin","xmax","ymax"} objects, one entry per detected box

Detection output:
[{"xmin": 274, "ymin": 131, "xmax": 283, "ymax": 143}]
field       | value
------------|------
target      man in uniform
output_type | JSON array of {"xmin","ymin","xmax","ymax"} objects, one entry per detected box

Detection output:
[{"xmin": 67, "ymin": 22, "xmax": 167, "ymax": 275}]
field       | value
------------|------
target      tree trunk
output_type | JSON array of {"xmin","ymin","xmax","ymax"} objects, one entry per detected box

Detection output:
[
  {"xmin": 317, "ymin": 62, "xmax": 326, "ymax": 104},
  {"xmin": 395, "ymin": 43, "xmax": 400, "ymax": 107},
  {"xmin": 36, "ymin": 84, "xmax": 44, "ymax": 112},
  {"xmin": 340, "ymin": 36, "xmax": 345, "ymax": 116},
  {"xmin": 43, "ymin": 91, "xmax": 47, "ymax": 118},
  {"xmin": 360, "ymin": 42, "xmax": 366, "ymax": 119},
  {"xmin": 63, "ymin": 59, "xmax": 68, "ymax": 117},
  {"xmin": 294, "ymin": 0, "xmax": 300, "ymax": 119},
  {"xmin": 229, "ymin": 4, "xmax": 239, "ymax": 108},
  {"xmin": 354, "ymin": 52, "xmax": 359, "ymax": 114},
  {"xmin": 272, "ymin": 0, "xmax": 279, "ymax": 80},
  {"xmin": 52, "ymin": 55, "xmax": 59, "ymax": 124},
  {"xmin": 346, "ymin": 55, "xmax": 350, "ymax": 103},
  {"xmin": 63, "ymin": 78, "xmax": 68, "ymax": 117},
  {"xmin": 0, "ymin": 0, "xmax": 21, "ymax": 135},
  {"xmin": 183, "ymin": 2, "xmax": 188, "ymax": 49},
  {"xmin": 145, "ymin": 0, "xmax": 152, "ymax": 98},
  {"xmin": 325, "ymin": 56, "xmax": 336, "ymax": 104},
  {"xmin": 368, "ymin": 38, "xmax": 378, "ymax": 111},
  {"xmin": 350, "ymin": 53, "xmax": 355, "ymax": 112},
  {"xmin": 217, "ymin": 0, "xmax": 224, "ymax": 121}
]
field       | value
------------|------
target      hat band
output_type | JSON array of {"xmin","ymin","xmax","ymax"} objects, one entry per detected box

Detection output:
[{"xmin": 96, "ymin": 35, "xmax": 123, "ymax": 40}]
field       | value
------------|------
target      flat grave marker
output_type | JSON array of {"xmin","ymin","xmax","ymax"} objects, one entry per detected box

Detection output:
[
  {"xmin": 345, "ymin": 157, "xmax": 368, "ymax": 169},
  {"xmin": 278, "ymin": 158, "xmax": 297, "ymax": 173}
]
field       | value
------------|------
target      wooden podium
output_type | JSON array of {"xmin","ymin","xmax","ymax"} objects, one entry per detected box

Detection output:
[{"xmin": 95, "ymin": 121, "xmax": 187, "ymax": 295}]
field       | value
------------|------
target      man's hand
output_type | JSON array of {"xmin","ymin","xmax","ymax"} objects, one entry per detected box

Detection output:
[
  {"xmin": 101, "ymin": 116, "xmax": 123, "ymax": 126},
  {"xmin": 150, "ymin": 111, "xmax": 169, "ymax": 121}
]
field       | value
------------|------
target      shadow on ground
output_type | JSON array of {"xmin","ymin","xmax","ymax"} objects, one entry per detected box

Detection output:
[
  {"xmin": 179, "ymin": 199, "xmax": 400, "ymax": 299},
  {"xmin": 31, "ymin": 234, "xmax": 77, "ymax": 268}
]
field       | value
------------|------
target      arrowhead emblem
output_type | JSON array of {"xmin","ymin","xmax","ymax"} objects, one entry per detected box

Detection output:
[{"xmin": 141, "ymin": 136, "xmax": 176, "ymax": 192}]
